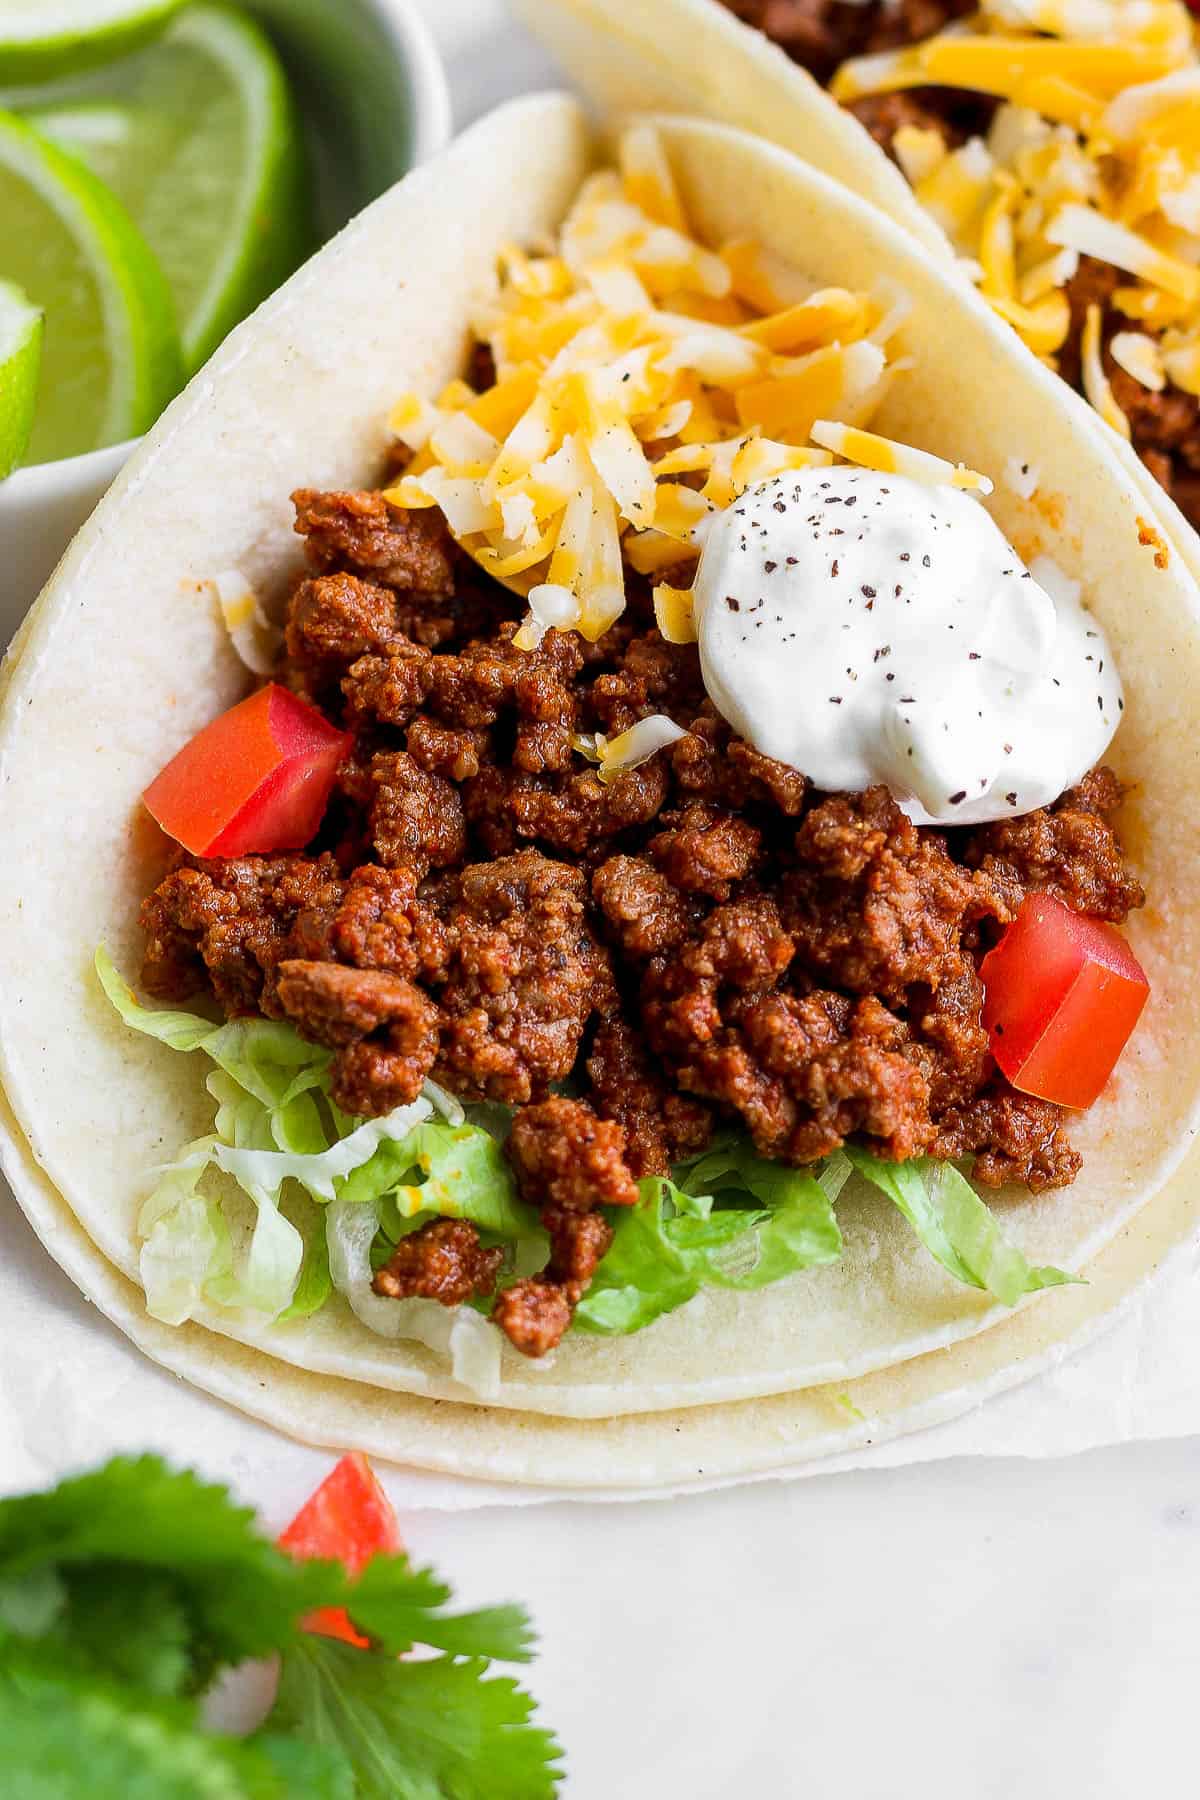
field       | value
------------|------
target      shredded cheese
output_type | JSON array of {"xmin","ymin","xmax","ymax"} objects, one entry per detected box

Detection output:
[
  {"xmin": 382, "ymin": 125, "xmax": 915, "ymax": 644},
  {"xmin": 594, "ymin": 716, "xmax": 689, "ymax": 783},
  {"xmin": 211, "ymin": 570, "xmax": 281, "ymax": 676},
  {"xmin": 829, "ymin": 0, "xmax": 1200, "ymax": 429},
  {"xmin": 809, "ymin": 422, "xmax": 995, "ymax": 494}
]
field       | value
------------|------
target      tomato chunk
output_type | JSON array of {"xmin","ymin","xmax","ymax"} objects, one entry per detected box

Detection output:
[
  {"xmin": 279, "ymin": 1453, "xmax": 401, "ymax": 1647},
  {"xmin": 980, "ymin": 893, "xmax": 1149, "ymax": 1110},
  {"xmin": 143, "ymin": 683, "xmax": 350, "ymax": 857}
]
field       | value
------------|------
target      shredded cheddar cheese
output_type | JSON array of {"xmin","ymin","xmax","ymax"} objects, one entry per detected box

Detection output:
[
  {"xmin": 831, "ymin": 0, "xmax": 1200, "ymax": 433},
  {"xmin": 211, "ymin": 570, "xmax": 281, "ymax": 676},
  {"xmin": 382, "ymin": 126, "xmax": 915, "ymax": 644}
]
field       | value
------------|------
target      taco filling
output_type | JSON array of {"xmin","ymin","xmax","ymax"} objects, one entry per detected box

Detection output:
[
  {"xmin": 720, "ymin": 0, "xmax": 1200, "ymax": 530},
  {"xmin": 110, "ymin": 128, "xmax": 1148, "ymax": 1382}
]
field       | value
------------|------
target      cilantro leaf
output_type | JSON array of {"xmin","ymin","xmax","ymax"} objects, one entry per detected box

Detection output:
[
  {"xmin": 0, "ymin": 1458, "xmax": 338, "ymax": 1681},
  {"xmin": 344, "ymin": 1559, "xmax": 536, "ymax": 1663},
  {"xmin": 0, "ymin": 1677, "xmax": 299, "ymax": 1800},
  {"xmin": 28, "ymin": 1568, "xmax": 195, "ymax": 1698},
  {"xmin": 252, "ymin": 1735, "xmax": 357, "ymax": 1798},
  {"xmin": 270, "ymin": 1636, "xmax": 563, "ymax": 1800}
]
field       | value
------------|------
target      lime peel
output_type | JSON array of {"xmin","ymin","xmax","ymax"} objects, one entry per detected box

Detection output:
[
  {"xmin": 27, "ymin": 3, "xmax": 312, "ymax": 372},
  {"xmin": 0, "ymin": 279, "xmax": 43, "ymax": 477},
  {"xmin": 0, "ymin": 1, "xmax": 188, "ymax": 85},
  {"xmin": 0, "ymin": 108, "xmax": 182, "ymax": 463}
]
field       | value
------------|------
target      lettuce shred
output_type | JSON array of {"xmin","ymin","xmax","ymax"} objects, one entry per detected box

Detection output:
[{"xmin": 99, "ymin": 949, "xmax": 1077, "ymax": 1354}]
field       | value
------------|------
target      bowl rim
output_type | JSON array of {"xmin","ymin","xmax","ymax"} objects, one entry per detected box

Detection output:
[{"xmin": 3, "ymin": 0, "xmax": 452, "ymax": 500}]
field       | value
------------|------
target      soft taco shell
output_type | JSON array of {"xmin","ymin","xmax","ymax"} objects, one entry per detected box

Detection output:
[
  {"xmin": 515, "ymin": 0, "xmax": 1200, "ymax": 586},
  {"xmin": 5, "ymin": 1077, "xmax": 1200, "ymax": 1489},
  {"xmin": 2, "ymin": 95, "xmax": 1200, "ymax": 1430}
]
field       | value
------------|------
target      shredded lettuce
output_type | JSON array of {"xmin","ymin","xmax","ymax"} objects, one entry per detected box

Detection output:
[
  {"xmin": 845, "ymin": 1145, "xmax": 1078, "ymax": 1305},
  {"xmin": 96, "ymin": 950, "xmax": 541, "ymax": 1334},
  {"xmin": 575, "ymin": 1146, "xmax": 844, "ymax": 1335},
  {"xmin": 101, "ymin": 948, "xmax": 1078, "ymax": 1361}
]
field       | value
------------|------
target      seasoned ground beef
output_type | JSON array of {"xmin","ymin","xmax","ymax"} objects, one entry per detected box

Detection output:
[
  {"xmin": 1058, "ymin": 260, "xmax": 1200, "ymax": 530},
  {"xmin": 142, "ymin": 489, "xmax": 1143, "ymax": 1352},
  {"xmin": 508, "ymin": 1097, "xmax": 640, "ymax": 1215},
  {"xmin": 720, "ymin": 0, "xmax": 993, "ymax": 144},
  {"xmin": 373, "ymin": 1218, "xmax": 504, "ymax": 1305},
  {"xmin": 718, "ymin": 0, "xmax": 972, "ymax": 86}
]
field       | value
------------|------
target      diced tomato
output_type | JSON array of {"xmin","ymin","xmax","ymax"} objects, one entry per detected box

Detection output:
[
  {"xmin": 980, "ymin": 892, "xmax": 1149, "ymax": 1110},
  {"xmin": 143, "ymin": 683, "xmax": 351, "ymax": 857},
  {"xmin": 279, "ymin": 1453, "xmax": 401, "ymax": 1647}
]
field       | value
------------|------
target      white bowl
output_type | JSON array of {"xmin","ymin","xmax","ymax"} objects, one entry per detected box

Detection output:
[{"xmin": 0, "ymin": 0, "xmax": 450, "ymax": 646}]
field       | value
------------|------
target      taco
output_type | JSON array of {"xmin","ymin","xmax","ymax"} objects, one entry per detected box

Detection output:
[
  {"xmin": 2, "ymin": 95, "xmax": 1199, "ymax": 1478},
  {"xmin": 515, "ymin": 0, "xmax": 1200, "ymax": 573}
]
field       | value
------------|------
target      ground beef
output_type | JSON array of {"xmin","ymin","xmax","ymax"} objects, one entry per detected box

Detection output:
[
  {"xmin": 369, "ymin": 751, "xmax": 466, "ymax": 873},
  {"xmin": 1060, "ymin": 260, "xmax": 1200, "ymax": 529},
  {"xmin": 586, "ymin": 1014, "xmax": 713, "ymax": 1176},
  {"xmin": 293, "ymin": 488, "xmax": 456, "ymax": 595},
  {"xmin": 493, "ymin": 1205, "xmax": 618, "ymax": 1357},
  {"xmin": 932, "ymin": 1086, "xmax": 1082, "ymax": 1192},
  {"xmin": 464, "ymin": 760, "xmax": 671, "ymax": 860},
  {"xmin": 964, "ymin": 767, "xmax": 1144, "ymax": 923},
  {"xmin": 649, "ymin": 805, "xmax": 762, "ymax": 900},
  {"xmin": 508, "ymin": 1097, "xmax": 640, "ymax": 1214},
  {"xmin": 140, "ymin": 853, "xmax": 345, "ymax": 1013},
  {"xmin": 291, "ymin": 489, "xmax": 513, "ymax": 648},
  {"xmin": 591, "ymin": 855, "xmax": 698, "ymax": 960},
  {"xmin": 372, "ymin": 1218, "xmax": 504, "ymax": 1305},
  {"xmin": 428, "ymin": 851, "xmax": 614, "ymax": 1106},
  {"xmin": 497, "ymin": 1097, "xmax": 636, "ymax": 1356},
  {"xmin": 275, "ymin": 959, "xmax": 440, "ymax": 1113},
  {"xmin": 671, "ymin": 704, "xmax": 808, "ymax": 816},
  {"xmin": 719, "ymin": 0, "xmax": 990, "ymax": 130},
  {"xmin": 143, "ymin": 463, "xmax": 1146, "ymax": 1346},
  {"xmin": 719, "ymin": 0, "xmax": 972, "ymax": 84},
  {"xmin": 284, "ymin": 573, "xmax": 406, "ymax": 699},
  {"xmin": 785, "ymin": 788, "xmax": 1007, "ymax": 1002}
]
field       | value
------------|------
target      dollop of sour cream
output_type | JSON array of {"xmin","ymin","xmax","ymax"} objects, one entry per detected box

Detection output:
[{"xmin": 693, "ymin": 467, "xmax": 1123, "ymax": 825}]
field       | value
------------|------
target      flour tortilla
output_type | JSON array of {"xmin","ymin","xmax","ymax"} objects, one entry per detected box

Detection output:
[
  {"xmin": 5, "ymin": 1077, "xmax": 1199, "ymax": 1489},
  {"xmin": 512, "ymin": 0, "xmax": 953, "ymax": 257},
  {"xmin": 3, "ymin": 96, "xmax": 1200, "ymax": 1438},
  {"xmin": 515, "ymin": 0, "xmax": 1200, "ymax": 587}
]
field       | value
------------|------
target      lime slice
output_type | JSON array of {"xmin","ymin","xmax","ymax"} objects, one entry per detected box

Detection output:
[
  {"xmin": 0, "ymin": 279, "xmax": 42, "ymax": 476},
  {"xmin": 0, "ymin": 109, "xmax": 181, "ymax": 462},
  {"xmin": 29, "ymin": 4, "xmax": 311, "ymax": 373},
  {"xmin": 0, "ymin": 2, "xmax": 187, "ymax": 85}
]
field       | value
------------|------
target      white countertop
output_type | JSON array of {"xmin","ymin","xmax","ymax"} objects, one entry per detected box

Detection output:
[{"xmin": 398, "ymin": 5, "xmax": 1200, "ymax": 1791}]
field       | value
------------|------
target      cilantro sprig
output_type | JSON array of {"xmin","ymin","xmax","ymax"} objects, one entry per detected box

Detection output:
[{"xmin": 0, "ymin": 1457, "xmax": 562, "ymax": 1798}]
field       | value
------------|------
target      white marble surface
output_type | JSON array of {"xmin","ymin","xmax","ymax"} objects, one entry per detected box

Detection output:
[{"xmin": 2, "ymin": 4, "xmax": 1198, "ymax": 1793}]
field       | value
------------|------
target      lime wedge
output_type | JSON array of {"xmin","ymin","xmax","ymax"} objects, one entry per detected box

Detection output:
[
  {"xmin": 0, "ymin": 279, "xmax": 42, "ymax": 476},
  {"xmin": 0, "ymin": 109, "xmax": 181, "ymax": 462},
  {"xmin": 0, "ymin": 1, "xmax": 187, "ymax": 84},
  {"xmin": 29, "ymin": 4, "xmax": 312, "ymax": 372}
]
